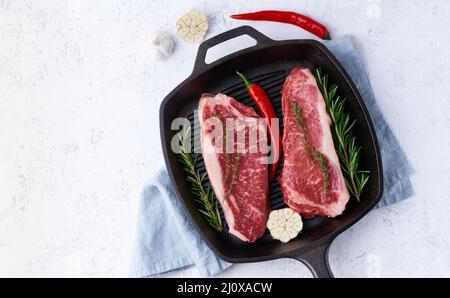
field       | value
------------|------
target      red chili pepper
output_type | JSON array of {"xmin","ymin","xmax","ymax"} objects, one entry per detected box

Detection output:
[
  {"xmin": 231, "ymin": 10, "xmax": 331, "ymax": 40},
  {"xmin": 236, "ymin": 71, "xmax": 280, "ymax": 182}
]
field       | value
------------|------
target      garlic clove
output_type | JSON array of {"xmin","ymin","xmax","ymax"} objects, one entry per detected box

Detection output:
[
  {"xmin": 149, "ymin": 33, "xmax": 175, "ymax": 61},
  {"xmin": 282, "ymin": 207, "xmax": 295, "ymax": 219},
  {"xmin": 158, "ymin": 37, "xmax": 175, "ymax": 57},
  {"xmin": 279, "ymin": 230, "xmax": 291, "ymax": 243}
]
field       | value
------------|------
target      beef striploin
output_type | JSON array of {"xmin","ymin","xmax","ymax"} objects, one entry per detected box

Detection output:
[
  {"xmin": 198, "ymin": 93, "xmax": 270, "ymax": 242},
  {"xmin": 279, "ymin": 68, "xmax": 350, "ymax": 218}
]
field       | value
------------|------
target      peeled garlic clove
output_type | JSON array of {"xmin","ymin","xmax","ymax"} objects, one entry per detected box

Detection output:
[
  {"xmin": 184, "ymin": 33, "xmax": 195, "ymax": 43},
  {"xmin": 282, "ymin": 207, "xmax": 295, "ymax": 220},
  {"xmin": 269, "ymin": 226, "xmax": 284, "ymax": 240},
  {"xmin": 279, "ymin": 230, "xmax": 291, "ymax": 243},
  {"xmin": 286, "ymin": 227, "xmax": 300, "ymax": 239},
  {"xmin": 176, "ymin": 10, "xmax": 209, "ymax": 43}
]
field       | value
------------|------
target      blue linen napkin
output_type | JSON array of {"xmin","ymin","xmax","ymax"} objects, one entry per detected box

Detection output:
[{"xmin": 129, "ymin": 35, "xmax": 413, "ymax": 277}]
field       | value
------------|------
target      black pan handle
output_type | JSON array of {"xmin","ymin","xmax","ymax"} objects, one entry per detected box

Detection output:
[
  {"xmin": 289, "ymin": 240, "xmax": 334, "ymax": 278},
  {"xmin": 193, "ymin": 26, "xmax": 274, "ymax": 73}
]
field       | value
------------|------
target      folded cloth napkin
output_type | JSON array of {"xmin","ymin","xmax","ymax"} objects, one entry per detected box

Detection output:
[{"xmin": 129, "ymin": 35, "xmax": 413, "ymax": 277}]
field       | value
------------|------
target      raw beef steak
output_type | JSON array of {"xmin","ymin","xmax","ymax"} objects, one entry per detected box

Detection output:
[
  {"xmin": 279, "ymin": 68, "xmax": 350, "ymax": 218},
  {"xmin": 198, "ymin": 93, "xmax": 270, "ymax": 242}
]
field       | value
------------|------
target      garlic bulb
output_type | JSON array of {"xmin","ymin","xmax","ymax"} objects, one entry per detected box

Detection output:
[
  {"xmin": 176, "ymin": 10, "xmax": 209, "ymax": 43},
  {"xmin": 267, "ymin": 208, "xmax": 303, "ymax": 243},
  {"xmin": 149, "ymin": 33, "xmax": 175, "ymax": 61}
]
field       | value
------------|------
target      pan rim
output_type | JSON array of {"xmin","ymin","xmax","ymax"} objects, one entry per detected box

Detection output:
[{"xmin": 159, "ymin": 35, "xmax": 384, "ymax": 263}]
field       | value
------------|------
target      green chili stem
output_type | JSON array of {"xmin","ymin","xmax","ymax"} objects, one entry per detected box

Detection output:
[{"xmin": 236, "ymin": 71, "xmax": 253, "ymax": 89}]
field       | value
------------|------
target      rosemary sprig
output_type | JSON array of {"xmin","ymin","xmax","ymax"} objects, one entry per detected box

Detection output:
[
  {"xmin": 315, "ymin": 68, "xmax": 370, "ymax": 201},
  {"xmin": 291, "ymin": 100, "xmax": 329, "ymax": 192},
  {"xmin": 177, "ymin": 126, "xmax": 223, "ymax": 231},
  {"xmin": 228, "ymin": 152, "xmax": 242, "ymax": 195},
  {"xmin": 315, "ymin": 151, "xmax": 329, "ymax": 193}
]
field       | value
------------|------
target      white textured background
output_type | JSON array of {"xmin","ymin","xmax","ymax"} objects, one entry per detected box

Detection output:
[{"xmin": 0, "ymin": 0, "xmax": 449, "ymax": 277}]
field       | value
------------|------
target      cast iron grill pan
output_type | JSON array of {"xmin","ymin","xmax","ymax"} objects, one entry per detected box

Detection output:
[{"xmin": 160, "ymin": 26, "xmax": 383, "ymax": 277}]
